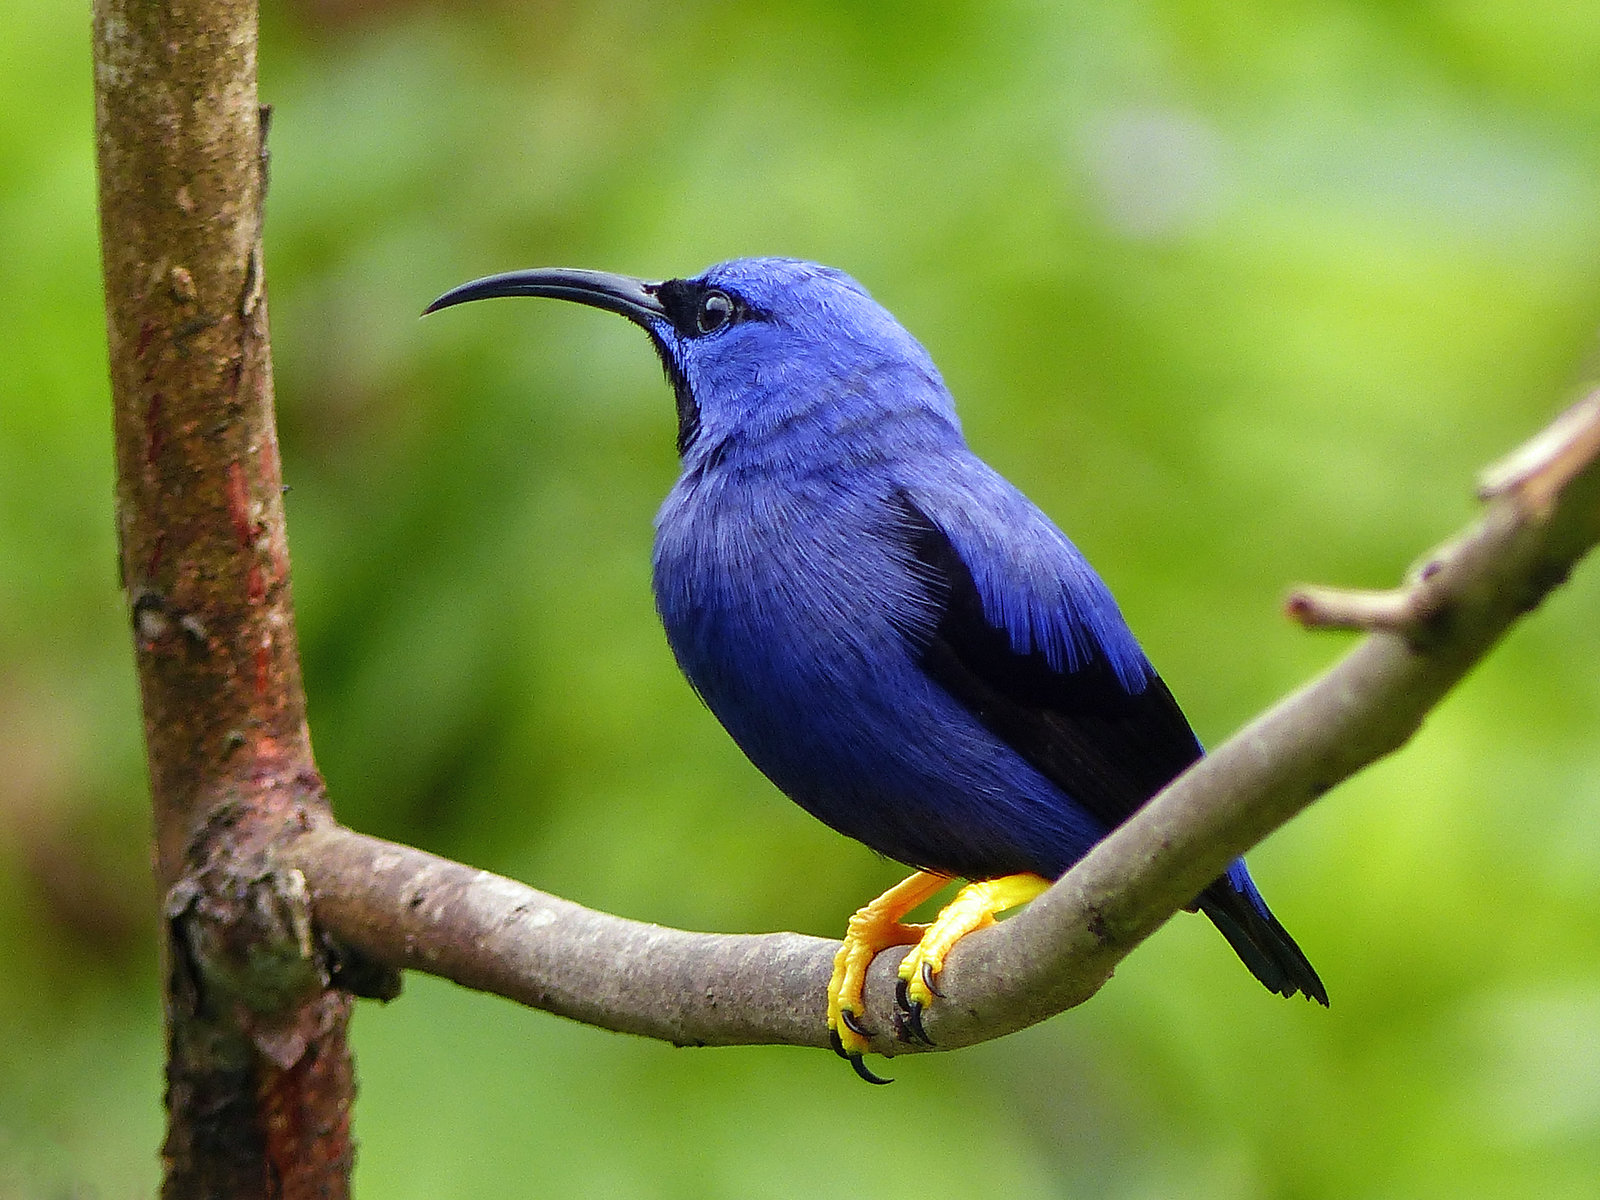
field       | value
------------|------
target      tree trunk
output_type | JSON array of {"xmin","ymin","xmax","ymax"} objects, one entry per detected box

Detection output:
[{"xmin": 93, "ymin": 1, "xmax": 356, "ymax": 1193}]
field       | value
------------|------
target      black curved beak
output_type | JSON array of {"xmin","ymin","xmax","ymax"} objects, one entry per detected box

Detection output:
[{"xmin": 423, "ymin": 268, "xmax": 667, "ymax": 324}]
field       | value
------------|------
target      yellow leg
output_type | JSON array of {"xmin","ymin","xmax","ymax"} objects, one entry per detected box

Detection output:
[
  {"xmin": 895, "ymin": 873, "xmax": 1051, "ymax": 1043},
  {"xmin": 827, "ymin": 870, "xmax": 950, "ymax": 1077}
]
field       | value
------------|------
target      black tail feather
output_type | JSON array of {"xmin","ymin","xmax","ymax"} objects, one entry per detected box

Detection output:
[{"xmin": 1198, "ymin": 879, "xmax": 1328, "ymax": 1006}]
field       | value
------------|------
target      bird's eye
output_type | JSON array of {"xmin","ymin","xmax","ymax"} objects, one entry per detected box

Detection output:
[{"xmin": 695, "ymin": 290, "xmax": 735, "ymax": 335}]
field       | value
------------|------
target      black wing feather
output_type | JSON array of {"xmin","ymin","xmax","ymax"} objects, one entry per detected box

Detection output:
[{"xmin": 893, "ymin": 493, "xmax": 1202, "ymax": 838}]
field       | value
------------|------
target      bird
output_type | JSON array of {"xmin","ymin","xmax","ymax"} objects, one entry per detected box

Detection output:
[{"xmin": 425, "ymin": 257, "xmax": 1327, "ymax": 1082}]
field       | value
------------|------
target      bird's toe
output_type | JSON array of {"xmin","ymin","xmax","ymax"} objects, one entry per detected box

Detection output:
[
  {"xmin": 826, "ymin": 870, "xmax": 951, "ymax": 1081},
  {"xmin": 891, "ymin": 872, "xmax": 1053, "ymax": 1046},
  {"xmin": 892, "ymin": 976, "xmax": 935, "ymax": 1046}
]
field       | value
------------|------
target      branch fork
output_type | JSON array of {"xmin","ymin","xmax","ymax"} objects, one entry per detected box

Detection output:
[{"xmin": 1287, "ymin": 388, "xmax": 1600, "ymax": 642}]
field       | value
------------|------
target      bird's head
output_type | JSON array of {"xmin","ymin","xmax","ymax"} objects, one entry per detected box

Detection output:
[{"xmin": 426, "ymin": 257, "xmax": 953, "ymax": 459}]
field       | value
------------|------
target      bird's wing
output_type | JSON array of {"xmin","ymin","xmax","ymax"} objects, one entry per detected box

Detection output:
[{"xmin": 889, "ymin": 479, "xmax": 1203, "ymax": 834}]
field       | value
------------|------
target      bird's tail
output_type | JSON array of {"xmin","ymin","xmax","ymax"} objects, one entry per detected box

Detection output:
[{"xmin": 1197, "ymin": 860, "xmax": 1328, "ymax": 1006}]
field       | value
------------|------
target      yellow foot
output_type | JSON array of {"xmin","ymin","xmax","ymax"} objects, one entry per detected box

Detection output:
[
  {"xmin": 894, "ymin": 873, "xmax": 1051, "ymax": 1046},
  {"xmin": 827, "ymin": 870, "xmax": 949, "ymax": 1083}
]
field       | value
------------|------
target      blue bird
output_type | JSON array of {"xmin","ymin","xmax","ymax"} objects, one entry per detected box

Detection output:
[{"xmin": 427, "ymin": 257, "xmax": 1326, "ymax": 1082}]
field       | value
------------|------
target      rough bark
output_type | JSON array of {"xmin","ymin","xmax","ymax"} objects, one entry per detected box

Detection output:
[{"xmin": 93, "ymin": 1, "xmax": 356, "ymax": 1194}]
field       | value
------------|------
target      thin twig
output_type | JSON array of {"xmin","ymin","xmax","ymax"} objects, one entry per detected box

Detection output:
[{"xmin": 1284, "ymin": 584, "xmax": 1425, "ymax": 633}]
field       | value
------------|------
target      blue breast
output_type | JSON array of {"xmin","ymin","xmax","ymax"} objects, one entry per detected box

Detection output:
[{"xmin": 651, "ymin": 449, "xmax": 1106, "ymax": 880}]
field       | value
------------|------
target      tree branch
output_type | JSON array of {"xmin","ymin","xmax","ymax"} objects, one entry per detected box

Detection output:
[{"xmin": 286, "ymin": 390, "xmax": 1600, "ymax": 1058}]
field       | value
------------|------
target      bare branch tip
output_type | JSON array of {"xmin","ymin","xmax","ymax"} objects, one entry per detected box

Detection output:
[{"xmin": 1284, "ymin": 584, "xmax": 1420, "ymax": 633}]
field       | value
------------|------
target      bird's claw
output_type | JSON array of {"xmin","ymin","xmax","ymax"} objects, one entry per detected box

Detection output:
[
  {"xmin": 893, "ymin": 953, "xmax": 942, "ymax": 1045},
  {"xmin": 893, "ymin": 977, "xmax": 935, "ymax": 1046},
  {"xmin": 838, "ymin": 1008, "xmax": 872, "ymax": 1041},
  {"xmin": 828, "ymin": 1024, "xmax": 848, "ymax": 1058},
  {"xmin": 828, "ymin": 1024, "xmax": 893, "ymax": 1084},
  {"xmin": 830, "ymin": 1003, "xmax": 892, "ymax": 1082},
  {"xmin": 849, "ymin": 1055, "xmax": 893, "ymax": 1085}
]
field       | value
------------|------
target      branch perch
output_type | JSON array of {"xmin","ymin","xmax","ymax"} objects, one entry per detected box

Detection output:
[{"xmin": 286, "ymin": 389, "xmax": 1600, "ymax": 1058}]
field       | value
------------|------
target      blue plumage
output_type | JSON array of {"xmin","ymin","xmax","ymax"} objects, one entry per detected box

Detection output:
[{"xmin": 427, "ymin": 256, "xmax": 1326, "ymax": 1009}]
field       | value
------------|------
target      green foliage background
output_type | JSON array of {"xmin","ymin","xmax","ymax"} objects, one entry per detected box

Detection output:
[{"xmin": 4, "ymin": 1, "xmax": 1600, "ymax": 1195}]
